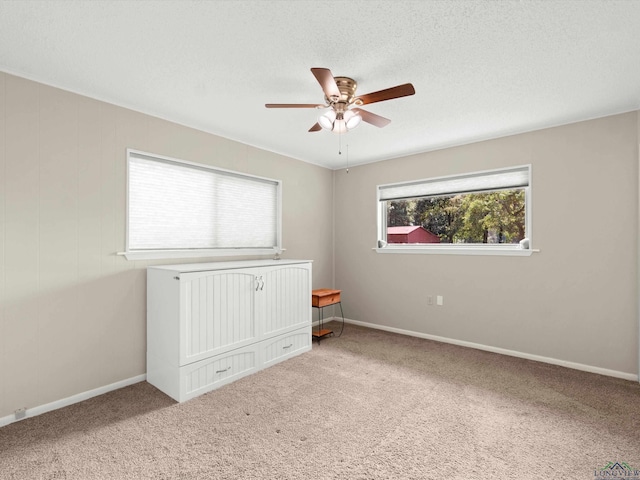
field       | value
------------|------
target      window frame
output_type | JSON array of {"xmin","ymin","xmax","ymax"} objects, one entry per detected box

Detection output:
[
  {"xmin": 124, "ymin": 149, "xmax": 283, "ymax": 261},
  {"xmin": 376, "ymin": 165, "xmax": 532, "ymax": 256}
]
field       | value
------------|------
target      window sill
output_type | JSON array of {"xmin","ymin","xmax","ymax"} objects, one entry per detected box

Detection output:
[
  {"xmin": 374, "ymin": 246, "xmax": 536, "ymax": 256},
  {"xmin": 119, "ymin": 247, "xmax": 284, "ymax": 261}
]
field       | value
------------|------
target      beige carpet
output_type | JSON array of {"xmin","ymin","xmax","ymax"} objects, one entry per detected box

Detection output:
[{"xmin": 1, "ymin": 322, "xmax": 639, "ymax": 479}]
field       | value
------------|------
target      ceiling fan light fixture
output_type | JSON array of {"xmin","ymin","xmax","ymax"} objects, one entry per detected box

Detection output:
[
  {"xmin": 332, "ymin": 118, "xmax": 348, "ymax": 134},
  {"xmin": 319, "ymin": 109, "xmax": 362, "ymax": 133},
  {"xmin": 344, "ymin": 110, "xmax": 362, "ymax": 129},
  {"xmin": 318, "ymin": 110, "xmax": 336, "ymax": 130}
]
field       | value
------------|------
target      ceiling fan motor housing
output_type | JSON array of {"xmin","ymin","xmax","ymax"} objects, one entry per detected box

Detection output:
[{"xmin": 327, "ymin": 77, "xmax": 361, "ymax": 108}]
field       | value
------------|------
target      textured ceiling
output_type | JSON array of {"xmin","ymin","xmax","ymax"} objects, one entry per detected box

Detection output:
[{"xmin": 1, "ymin": 0, "xmax": 640, "ymax": 169}]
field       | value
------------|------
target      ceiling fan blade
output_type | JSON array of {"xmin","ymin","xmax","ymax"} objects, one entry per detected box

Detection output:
[
  {"xmin": 265, "ymin": 103, "xmax": 325, "ymax": 108},
  {"xmin": 352, "ymin": 108, "xmax": 391, "ymax": 128},
  {"xmin": 308, "ymin": 123, "xmax": 322, "ymax": 132},
  {"xmin": 311, "ymin": 68, "xmax": 340, "ymax": 100},
  {"xmin": 355, "ymin": 83, "xmax": 415, "ymax": 105}
]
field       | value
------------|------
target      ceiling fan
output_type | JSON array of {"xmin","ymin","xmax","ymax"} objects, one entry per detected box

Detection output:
[{"xmin": 265, "ymin": 68, "xmax": 416, "ymax": 133}]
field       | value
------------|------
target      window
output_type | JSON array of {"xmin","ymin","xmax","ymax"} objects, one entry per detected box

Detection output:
[
  {"xmin": 125, "ymin": 149, "xmax": 281, "ymax": 260},
  {"xmin": 377, "ymin": 165, "xmax": 531, "ymax": 256}
]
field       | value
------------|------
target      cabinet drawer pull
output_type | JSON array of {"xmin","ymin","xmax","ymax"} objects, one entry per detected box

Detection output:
[
  {"xmin": 216, "ymin": 366, "xmax": 231, "ymax": 374},
  {"xmin": 283, "ymin": 344, "xmax": 293, "ymax": 350}
]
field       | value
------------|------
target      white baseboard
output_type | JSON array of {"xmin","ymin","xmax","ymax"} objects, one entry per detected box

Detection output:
[
  {"xmin": 0, "ymin": 374, "xmax": 147, "ymax": 428},
  {"xmin": 330, "ymin": 317, "xmax": 639, "ymax": 383},
  {"xmin": 2, "ymin": 315, "xmax": 636, "ymax": 429}
]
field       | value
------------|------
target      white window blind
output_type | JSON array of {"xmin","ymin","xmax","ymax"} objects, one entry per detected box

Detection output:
[
  {"xmin": 378, "ymin": 165, "xmax": 530, "ymax": 201},
  {"xmin": 127, "ymin": 150, "xmax": 280, "ymax": 252}
]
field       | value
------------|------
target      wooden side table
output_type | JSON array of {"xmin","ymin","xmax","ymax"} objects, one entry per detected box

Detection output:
[{"xmin": 311, "ymin": 289, "xmax": 344, "ymax": 343}]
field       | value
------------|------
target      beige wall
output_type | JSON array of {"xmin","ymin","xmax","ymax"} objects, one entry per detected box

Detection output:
[
  {"xmin": 0, "ymin": 72, "xmax": 334, "ymax": 418},
  {"xmin": 334, "ymin": 112, "xmax": 639, "ymax": 376},
  {"xmin": 1, "ymin": 70, "xmax": 638, "ymax": 421}
]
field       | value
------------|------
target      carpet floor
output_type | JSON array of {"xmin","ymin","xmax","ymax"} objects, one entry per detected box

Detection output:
[{"xmin": 1, "ymin": 322, "xmax": 639, "ymax": 479}]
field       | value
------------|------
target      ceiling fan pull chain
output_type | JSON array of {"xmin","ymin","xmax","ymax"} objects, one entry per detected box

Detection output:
[{"xmin": 346, "ymin": 144, "xmax": 350, "ymax": 174}]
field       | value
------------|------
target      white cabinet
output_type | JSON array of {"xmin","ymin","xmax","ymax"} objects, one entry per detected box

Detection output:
[{"xmin": 147, "ymin": 260, "xmax": 312, "ymax": 402}]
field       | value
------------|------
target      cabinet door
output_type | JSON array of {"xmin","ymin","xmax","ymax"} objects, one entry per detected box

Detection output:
[
  {"xmin": 261, "ymin": 264, "xmax": 311, "ymax": 337},
  {"xmin": 180, "ymin": 269, "xmax": 258, "ymax": 366}
]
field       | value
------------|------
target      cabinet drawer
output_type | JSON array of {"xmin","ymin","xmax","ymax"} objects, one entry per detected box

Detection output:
[
  {"xmin": 180, "ymin": 345, "xmax": 259, "ymax": 402},
  {"xmin": 312, "ymin": 289, "xmax": 341, "ymax": 307},
  {"xmin": 262, "ymin": 327, "xmax": 311, "ymax": 368}
]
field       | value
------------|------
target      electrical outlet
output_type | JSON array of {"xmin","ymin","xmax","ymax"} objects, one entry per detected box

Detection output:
[
  {"xmin": 436, "ymin": 295, "xmax": 444, "ymax": 306},
  {"xmin": 427, "ymin": 296, "xmax": 433, "ymax": 305}
]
